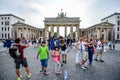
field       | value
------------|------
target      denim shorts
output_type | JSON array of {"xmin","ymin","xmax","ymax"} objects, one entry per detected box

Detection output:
[
  {"xmin": 40, "ymin": 59, "xmax": 48, "ymax": 67},
  {"xmin": 14, "ymin": 58, "xmax": 28, "ymax": 69}
]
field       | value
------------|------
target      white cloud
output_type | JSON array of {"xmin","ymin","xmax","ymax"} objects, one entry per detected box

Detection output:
[{"xmin": 25, "ymin": 0, "xmax": 97, "ymax": 28}]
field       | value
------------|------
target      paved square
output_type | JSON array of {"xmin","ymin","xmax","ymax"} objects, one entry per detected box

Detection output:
[{"xmin": 0, "ymin": 46, "xmax": 120, "ymax": 80}]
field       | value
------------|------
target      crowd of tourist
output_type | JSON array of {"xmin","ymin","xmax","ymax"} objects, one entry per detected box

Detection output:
[{"xmin": 1, "ymin": 36, "xmax": 117, "ymax": 80}]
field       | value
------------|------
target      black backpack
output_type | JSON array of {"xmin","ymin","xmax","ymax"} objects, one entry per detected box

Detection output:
[{"xmin": 9, "ymin": 45, "xmax": 21, "ymax": 59}]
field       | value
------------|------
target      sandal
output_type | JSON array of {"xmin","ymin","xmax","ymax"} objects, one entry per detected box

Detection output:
[{"xmin": 44, "ymin": 72, "xmax": 49, "ymax": 75}]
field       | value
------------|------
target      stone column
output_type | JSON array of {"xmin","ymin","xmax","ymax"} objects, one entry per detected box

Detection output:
[
  {"xmin": 65, "ymin": 25, "xmax": 67, "ymax": 37},
  {"xmin": 96, "ymin": 28, "xmax": 99, "ymax": 38},
  {"xmin": 94, "ymin": 28, "xmax": 96, "ymax": 38},
  {"xmin": 42, "ymin": 30, "xmax": 43, "ymax": 38},
  {"xmin": 91, "ymin": 28, "xmax": 93, "ymax": 37},
  {"xmin": 23, "ymin": 28, "xmax": 26, "ymax": 38},
  {"xmin": 17, "ymin": 28, "xmax": 20, "ymax": 38},
  {"xmin": 28, "ymin": 28, "xmax": 30, "ymax": 38},
  {"xmin": 100, "ymin": 27, "xmax": 102, "ymax": 38},
  {"xmin": 46, "ymin": 26, "xmax": 49, "ymax": 38},
  {"xmin": 57, "ymin": 26, "xmax": 59, "ymax": 37},
  {"xmin": 90, "ymin": 29, "xmax": 92, "ymax": 37},
  {"xmin": 51, "ymin": 25, "xmax": 54, "ymax": 37},
  {"xmin": 111, "ymin": 27, "xmax": 114, "ymax": 41},
  {"xmin": 76, "ymin": 25, "xmax": 79, "ymax": 38},
  {"xmin": 12, "ymin": 28, "xmax": 15, "ymax": 39},
  {"xmin": 45, "ymin": 25, "xmax": 48, "ymax": 38},
  {"xmin": 30, "ymin": 29, "xmax": 32, "ymax": 38},
  {"xmin": 75, "ymin": 28, "xmax": 77, "ymax": 38},
  {"xmin": 95, "ymin": 28, "xmax": 97, "ymax": 38},
  {"xmin": 89, "ymin": 29, "xmax": 91, "ymax": 37},
  {"xmin": 70, "ymin": 25, "xmax": 73, "ymax": 38},
  {"xmin": 105, "ymin": 28, "xmax": 107, "ymax": 40},
  {"xmin": 27, "ymin": 28, "xmax": 28, "ymax": 38}
]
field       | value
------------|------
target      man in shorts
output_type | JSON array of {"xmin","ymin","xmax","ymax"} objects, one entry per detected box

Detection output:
[
  {"xmin": 14, "ymin": 38, "xmax": 31, "ymax": 80},
  {"xmin": 81, "ymin": 38, "xmax": 88, "ymax": 69}
]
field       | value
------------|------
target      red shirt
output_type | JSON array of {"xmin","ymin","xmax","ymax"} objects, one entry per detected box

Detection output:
[{"xmin": 14, "ymin": 44, "xmax": 26, "ymax": 59}]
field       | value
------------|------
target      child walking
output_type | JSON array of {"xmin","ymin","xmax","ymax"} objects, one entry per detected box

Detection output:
[
  {"xmin": 36, "ymin": 41, "xmax": 49, "ymax": 75},
  {"xmin": 53, "ymin": 46, "xmax": 62, "ymax": 74},
  {"xmin": 61, "ymin": 40, "xmax": 67, "ymax": 63}
]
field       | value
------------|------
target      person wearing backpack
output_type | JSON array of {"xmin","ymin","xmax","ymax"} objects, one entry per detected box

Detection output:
[{"xmin": 13, "ymin": 38, "xmax": 31, "ymax": 80}]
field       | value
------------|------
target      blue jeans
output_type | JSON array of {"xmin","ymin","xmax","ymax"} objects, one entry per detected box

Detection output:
[
  {"xmin": 40, "ymin": 59, "xmax": 48, "ymax": 67},
  {"xmin": 88, "ymin": 49, "xmax": 94, "ymax": 64}
]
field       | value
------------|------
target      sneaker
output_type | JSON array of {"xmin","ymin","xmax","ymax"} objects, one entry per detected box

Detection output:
[
  {"xmin": 17, "ymin": 77, "xmax": 21, "ymax": 80},
  {"xmin": 27, "ymin": 73, "xmax": 31, "ymax": 79},
  {"xmin": 58, "ymin": 71, "xmax": 62, "ymax": 74},
  {"xmin": 51, "ymin": 55, "xmax": 54, "ymax": 57},
  {"xmin": 40, "ymin": 69, "xmax": 43, "ymax": 72},
  {"xmin": 17, "ymin": 75, "xmax": 22, "ymax": 80},
  {"xmin": 20, "ymin": 75, "xmax": 22, "ymax": 78},
  {"xmin": 84, "ymin": 65, "xmax": 89, "ymax": 68},
  {"xmin": 81, "ymin": 66, "xmax": 86, "ymax": 70},
  {"xmin": 61, "ymin": 63, "xmax": 63, "ymax": 66},
  {"xmin": 76, "ymin": 63, "xmax": 80, "ymax": 66},
  {"xmin": 55, "ymin": 71, "xmax": 60, "ymax": 75},
  {"xmin": 55, "ymin": 71, "xmax": 62, "ymax": 74},
  {"xmin": 64, "ymin": 61, "xmax": 67, "ymax": 64},
  {"xmin": 44, "ymin": 72, "xmax": 49, "ymax": 75},
  {"xmin": 99, "ymin": 60, "xmax": 104, "ymax": 62},
  {"xmin": 95, "ymin": 59, "xmax": 98, "ymax": 61}
]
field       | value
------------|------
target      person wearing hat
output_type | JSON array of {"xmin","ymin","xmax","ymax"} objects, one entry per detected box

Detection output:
[{"xmin": 36, "ymin": 41, "xmax": 49, "ymax": 75}]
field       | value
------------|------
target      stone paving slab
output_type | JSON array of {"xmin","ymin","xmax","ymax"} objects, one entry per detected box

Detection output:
[{"xmin": 0, "ymin": 46, "xmax": 120, "ymax": 80}]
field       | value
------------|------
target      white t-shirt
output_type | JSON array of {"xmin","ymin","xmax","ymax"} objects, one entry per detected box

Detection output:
[
  {"xmin": 97, "ymin": 41, "xmax": 102, "ymax": 49},
  {"xmin": 77, "ymin": 41, "xmax": 82, "ymax": 50},
  {"xmin": 81, "ymin": 42, "xmax": 87, "ymax": 51}
]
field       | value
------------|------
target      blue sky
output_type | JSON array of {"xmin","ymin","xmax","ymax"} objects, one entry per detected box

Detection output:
[{"xmin": 0, "ymin": 0, "xmax": 120, "ymax": 35}]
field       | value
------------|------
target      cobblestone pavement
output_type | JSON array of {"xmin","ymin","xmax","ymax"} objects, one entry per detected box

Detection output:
[{"xmin": 0, "ymin": 46, "xmax": 120, "ymax": 80}]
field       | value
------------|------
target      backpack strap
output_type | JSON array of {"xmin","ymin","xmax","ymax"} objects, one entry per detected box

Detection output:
[{"xmin": 13, "ymin": 44, "xmax": 21, "ymax": 54}]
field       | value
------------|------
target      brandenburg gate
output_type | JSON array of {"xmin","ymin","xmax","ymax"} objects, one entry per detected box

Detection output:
[{"xmin": 44, "ymin": 10, "xmax": 81, "ymax": 38}]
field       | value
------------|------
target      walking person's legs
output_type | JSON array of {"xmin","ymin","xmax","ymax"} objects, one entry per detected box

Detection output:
[
  {"xmin": 75, "ymin": 51, "xmax": 80, "ymax": 65},
  {"xmin": 25, "ymin": 67, "xmax": 30, "ymax": 74},
  {"xmin": 57, "ymin": 62, "xmax": 61, "ymax": 71},
  {"xmin": 89, "ymin": 50, "xmax": 94, "ymax": 65},
  {"xmin": 55, "ymin": 62, "xmax": 62, "ymax": 74},
  {"xmin": 62, "ymin": 54, "xmax": 64, "ymax": 62},
  {"xmin": 14, "ymin": 60, "xmax": 22, "ymax": 80},
  {"xmin": 61, "ymin": 51, "xmax": 65, "ymax": 63},
  {"xmin": 95, "ymin": 49, "xmax": 99, "ymax": 61},
  {"xmin": 81, "ymin": 51, "xmax": 88, "ymax": 69},
  {"xmin": 55, "ymin": 62, "xmax": 58, "ymax": 73},
  {"xmin": 21, "ymin": 58, "xmax": 31, "ymax": 78},
  {"xmin": 99, "ymin": 50, "xmax": 104, "ymax": 62},
  {"xmin": 42, "ymin": 59, "xmax": 48, "ymax": 75},
  {"xmin": 16, "ymin": 69, "xmax": 20, "ymax": 77},
  {"xmin": 64, "ymin": 54, "xmax": 67, "ymax": 63}
]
